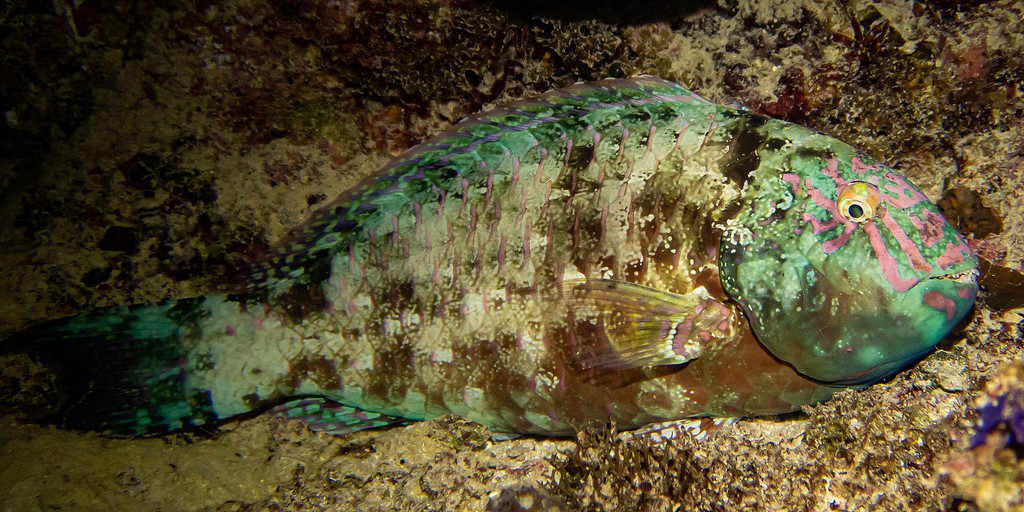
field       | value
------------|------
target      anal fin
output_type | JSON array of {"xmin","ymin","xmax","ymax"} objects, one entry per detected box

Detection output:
[{"xmin": 269, "ymin": 398, "xmax": 409, "ymax": 435}]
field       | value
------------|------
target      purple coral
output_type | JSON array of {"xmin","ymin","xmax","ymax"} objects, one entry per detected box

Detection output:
[{"xmin": 971, "ymin": 363, "xmax": 1024, "ymax": 448}]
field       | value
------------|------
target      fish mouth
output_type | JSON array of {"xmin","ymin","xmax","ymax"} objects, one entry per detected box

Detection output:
[
  {"xmin": 917, "ymin": 267, "xmax": 979, "ymax": 323},
  {"xmin": 929, "ymin": 268, "xmax": 980, "ymax": 286}
]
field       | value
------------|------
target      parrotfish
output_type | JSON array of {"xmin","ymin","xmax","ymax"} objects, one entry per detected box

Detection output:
[{"xmin": 2, "ymin": 77, "xmax": 979, "ymax": 437}]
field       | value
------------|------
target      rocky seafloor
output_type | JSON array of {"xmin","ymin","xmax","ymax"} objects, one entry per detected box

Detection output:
[{"xmin": 0, "ymin": 0, "xmax": 1022, "ymax": 510}]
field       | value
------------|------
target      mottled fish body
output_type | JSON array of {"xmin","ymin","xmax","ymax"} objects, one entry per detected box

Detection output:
[{"xmin": 4, "ymin": 78, "xmax": 978, "ymax": 437}]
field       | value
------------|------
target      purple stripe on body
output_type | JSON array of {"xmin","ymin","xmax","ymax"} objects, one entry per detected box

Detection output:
[
  {"xmin": 312, "ymin": 79, "xmax": 707, "ymax": 251},
  {"xmin": 782, "ymin": 173, "xmax": 801, "ymax": 195},
  {"xmin": 377, "ymin": 82, "xmax": 699, "ymax": 184},
  {"xmin": 510, "ymin": 153, "xmax": 520, "ymax": 187}
]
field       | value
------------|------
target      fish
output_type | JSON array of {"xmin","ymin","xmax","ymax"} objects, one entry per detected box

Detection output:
[{"xmin": 1, "ymin": 77, "xmax": 979, "ymax": 438}]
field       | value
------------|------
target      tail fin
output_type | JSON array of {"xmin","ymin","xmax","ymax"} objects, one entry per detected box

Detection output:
[{"xmin": 2, "ymin": 299, "xmax": 218, "ymax": 437}]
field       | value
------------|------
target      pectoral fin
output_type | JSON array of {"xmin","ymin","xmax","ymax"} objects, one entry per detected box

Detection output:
[{"xmin": 570, "ymin": 279, "xmax": 739, "ymax": 371}]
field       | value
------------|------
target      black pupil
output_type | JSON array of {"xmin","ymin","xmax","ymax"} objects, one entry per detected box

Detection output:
[{"xmin": 848, "ymin": 203, "xmax": 865, "ymax": 219}]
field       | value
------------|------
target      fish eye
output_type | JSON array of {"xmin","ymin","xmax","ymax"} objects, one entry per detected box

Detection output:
[{"xmin": 836, "ymin": 181, "xmax": 880, "ymax": 224}]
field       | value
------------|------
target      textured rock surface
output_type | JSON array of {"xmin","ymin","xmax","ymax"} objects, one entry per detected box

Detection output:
[{"xmin": 1, "ymin": 0, "xmax": 1021, "ymax": 510}]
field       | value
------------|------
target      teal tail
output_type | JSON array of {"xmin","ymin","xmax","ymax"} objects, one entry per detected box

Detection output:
[{"xmin": 2, "ymin": 299, "xmax": 219, "ymax": 436}]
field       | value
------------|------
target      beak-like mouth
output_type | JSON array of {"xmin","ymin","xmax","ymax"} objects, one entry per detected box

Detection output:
[
  {"xmin": 933, "ymin": 268, "xmax": 980, "ymax": 286},
  {"xmin": 918, "ymin": 267, "xmax": 979, "ymax": 322}
]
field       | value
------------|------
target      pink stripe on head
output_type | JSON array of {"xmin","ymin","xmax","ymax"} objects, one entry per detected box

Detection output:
[
  {"xmin": 851, "ymin": 156, "xmax": 884, "ymax": 174},
  {"xmin": 820, "ymin": 157, "xmax": 840, "ymax": 179},
  {"xmin": 908, "ymin": 209, "xmax": 947, "ymax": 248},
  {"xmin": 880, "ymin": 212, "xmax": 932, "ymax": 274},
  {"xmin": 805, "ymin": 177, "xmax": 838, "ymax": 213},
  {"xmin": 879, "ymin": 172, "xmax": 929, "ymax": 208},
  {"xmin": 936, "ymin": 240, "xmax": 969, "ymax": 269},
  {"xmin": 802, "ymin": 212, "xmax": 838, "ymax": 235},
  {"xmin": 864, "ymin": 223, "xmax": 920, "ymax": 293},
  {"xmin": 923, "ymin": 291, "xmax": 957, "ymax": 321},
  {"xmin": 821, "ymin": 223, "xmax": 857, "ymax": 253}
]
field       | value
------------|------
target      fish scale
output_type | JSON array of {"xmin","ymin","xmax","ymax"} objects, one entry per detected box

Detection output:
[
  {"xmin": 262, "ymin": 79, "xmax": 722, "ymax": 288},
  {"xmin": 332, "ymin": 81, "xmax": 746, "ymax": 431},
  {"xmin": 2, "ymin": 77, "xmax": 978, "ymax": 437}
]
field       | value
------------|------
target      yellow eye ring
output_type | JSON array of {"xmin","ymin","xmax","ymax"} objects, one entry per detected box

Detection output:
[{"xmin": 836, "ymin": 181, "xmax": 881, "ymax": 224}]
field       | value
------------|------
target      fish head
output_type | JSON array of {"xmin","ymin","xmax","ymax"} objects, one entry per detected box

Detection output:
[{"xmin": 719, "ymin": 127, "xmax": 978, "ymax": 386}]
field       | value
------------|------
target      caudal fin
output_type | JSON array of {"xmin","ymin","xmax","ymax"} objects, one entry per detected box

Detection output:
[{"xmin": 2, "ymin": 299, "xmax": 218, "ymax": 436}]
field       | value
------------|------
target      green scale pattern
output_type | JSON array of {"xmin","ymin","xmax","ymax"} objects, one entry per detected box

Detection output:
[{"xmin": 4, "ymin": 77, "xmax": 978, "ymax": 437}]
